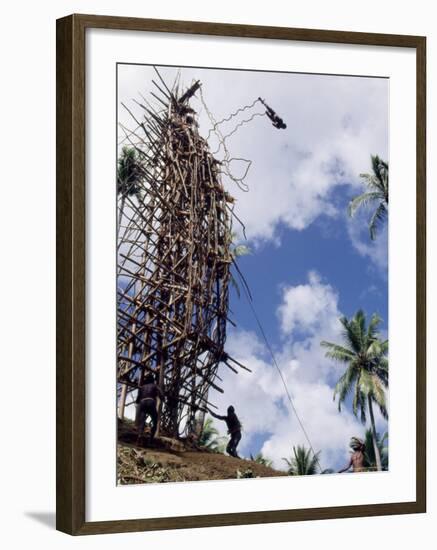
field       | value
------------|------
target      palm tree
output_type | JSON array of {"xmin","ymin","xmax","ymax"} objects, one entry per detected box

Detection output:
[
  {"xmin": 116, "ymin": 146, "xmax": 145, "ymax": 419},
  {"xmin": 321, "ymin": 310, "xmax": 388, "ymax": 471},
  {"xmin": 250, "ymin": 452, "xmax": 273, "ymax": 468},
  {"xmin": 282, "ymin": 445, "xmax": 320, "ymax": 476},
  {"xmin": 348, "ymin": 155, "xmax": 389, "ymax": 240},
  {"xmin": 117, "ymin": 146, "xmax": 145, "ymax": 228},
  {"xmin": 363, "ymin": 429, "xmax": 389, "ymax": 471},
  {"xmin": 198, "ymin": 418, "xmax": 226, "ymax": 453}
]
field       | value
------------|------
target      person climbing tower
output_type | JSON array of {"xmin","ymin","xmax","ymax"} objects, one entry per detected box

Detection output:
[
  {"xmin": 210, "ymin": 405, "xmax": 242, "ymax": 458},
  {"xmin": 135, "ymin": 372, "xmax": 164, "ymax": 446}
]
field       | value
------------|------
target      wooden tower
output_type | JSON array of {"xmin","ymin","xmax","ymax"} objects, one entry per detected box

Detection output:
[{"xmin": 117, "ymin": 73, "xmax": 249, "ymax": 437}]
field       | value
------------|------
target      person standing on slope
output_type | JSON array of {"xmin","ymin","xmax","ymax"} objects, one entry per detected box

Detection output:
[{"xmin": 210, "ymin": 405, "xmax": 242, "ymax": 458}]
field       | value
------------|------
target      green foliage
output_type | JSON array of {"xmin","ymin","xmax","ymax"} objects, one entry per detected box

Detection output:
[
  {"xmin": 232, "ymin": 244, "xmax": 251, "ymax": 258},
  {"xmin": 117, "ymin": 446, "xmax": 174, "ymax": 484},
  {"xmin": 117, "ymin": 146, "xmax": 144, "ymax": 198},
  {"xmin": 348, "ymin": 155, "xmax": 389, "ymax": 240},
  {"xmin": 321, "ymin": 310, "xmax": 389, "ymax": 471},
  {"xmin": 282, "ymin": 445, "xmax": 320, "ymax": 476},
  {"xmin": 363, "ymin": 429, "xmax": 389, "ymax": 471},
  {"xmin": 142, "ymin": 462, "xmax": 172, "ymax": 483},
  {"xmin": 229, "ymin": 232, "xmax": 251, "ymax": 298},
  {"xmin": 237, "ymin": 468, "xmax": 256, "ymax": 479},
  {"xmin": 321, "ymin": 310, "xmax": 388, "ymax": 423},
  {"xmin": 198, "ymin": 417, "xmax": 226, "ymax": 453},
  {"xmin": 250, "ymin": 452, "xmax": 273, "ymax": 468}
]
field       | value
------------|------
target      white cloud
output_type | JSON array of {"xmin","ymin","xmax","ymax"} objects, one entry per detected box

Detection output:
[
  {"xmin": 277, "ymin": 272, "xmax": 344, "ymax": 384},
  {"xmin": 261, "ymin": 381, "xmax": 361, "ymax": 471},
  {"xmin": 210, "ymin": 271, "xmax": 384, "ymax": 471},
  {"xmin": 346, "ymin": 209, "xmax": 388, "ymax": 274},
  {"xmin": 211, "ymin": 327, "xmax": 363, "ymax": 471},
  {"xmin": 118, "ymin": 65, "xmax": 388, "ymax": 245},
  {"xmin": 278, "ymin": 271, "xmax": 339, "ymax": 336}
]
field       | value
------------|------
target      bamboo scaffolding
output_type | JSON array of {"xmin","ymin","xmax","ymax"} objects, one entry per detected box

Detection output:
[{"xmin": 117, "ymin": 73, "xmax": 248, "ymax": 437}]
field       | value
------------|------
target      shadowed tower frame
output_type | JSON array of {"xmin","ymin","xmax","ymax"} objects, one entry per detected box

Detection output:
[{"xmin": 117, "ymin": 73, "xmax": 249, "ymax": 438}]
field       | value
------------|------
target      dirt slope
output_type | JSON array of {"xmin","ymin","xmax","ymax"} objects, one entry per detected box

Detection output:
[{"xmin": 117, "ymin": 420, "xmax": 286, "ymax": 485}]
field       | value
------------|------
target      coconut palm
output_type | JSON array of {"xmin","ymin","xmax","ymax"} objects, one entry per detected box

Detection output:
[
  {"xmin": 116, "ymin": 147, "xmax": 146, "ymax": 419},
  {"xmin": 250, "ymin": 452, "xmax": 273, "ymax": 468},
  {"xmin": 117, "ymin": 146, "xmax": 145, "ymax": 228},
  {"xmin": 321, "ymin": 310, "xmax": 388, "ymax": 471},
  {"xmin": 363, "ymin": 429, "xmax": 388, "ymax": 471},
  {"xmin": 117, "ymin": 146, "xmax": 144, "ymax": 195},
  {"xmin": 198, "ymin": 417, "xmax": 226, "ymax": 453},
  {"xmin": 282, "ymin": 445, "xmax": 320, "ymax": 476},
  {"xmin": 348, "ymin": 155, "xmax": 389, "ymax": 240}
]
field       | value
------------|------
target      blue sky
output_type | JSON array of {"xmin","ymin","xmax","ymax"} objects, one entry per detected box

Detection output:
[
  {"xmin": 230, "ymin": 202, "xmax": 388, "ymax": 342},
  {"xmin": 118, "ymin": 64, "xmax": 389, "ymax": 472}
]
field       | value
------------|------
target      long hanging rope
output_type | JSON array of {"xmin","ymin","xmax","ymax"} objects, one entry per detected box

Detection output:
[
  {"xmin": 233, "ymin": 262, "xmax": 324, "ymax": 473},
  {"xmin": 214, "ymin": 112, "xmax": 265, "ymax": 144},
  {"xmin": 205, "ymin": 97, "xmax": 262, "ymax": 141},
  {"xmin": 197, "ymin": 91, "xmax": 324, "ymax": 472},
  {"xmin": 199, "ymin": 93, "xmax": 322, "ymax": 471},
  {"xmin": 199, "ymin": 88, "xmax": 262, "ymax": 192}
]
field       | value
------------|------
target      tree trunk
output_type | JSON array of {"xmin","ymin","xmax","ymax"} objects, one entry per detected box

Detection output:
[
  {"xmin": 118, "ymin": 383, "xmax": 128, "ymax": 419},
  {"xmin": 368, "ymin": 395, "xmax": 382, "ymax": 472},
  {"xmin": 118, "ymin": 194, "xmax": 125, "ymax": 232}
]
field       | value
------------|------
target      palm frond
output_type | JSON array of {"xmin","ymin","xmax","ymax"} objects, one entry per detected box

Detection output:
[
  {"xmin": 370, "ymin": 376, "xmax": 388, "ymax": 419},
  {"xmin": 250, "ymin": 453, "xmax": 273, "ymax": 467},
  {"xmin": 198, "ymin": 417, "xmax": 226, "ymax": 451},
  {"xmin": 322, "ymin": 309, "xmax": 389, "ymax": 429},
  {"xmin": 371, "ymin": 155, "xmax": 389, "ymax": 190},
  {"xmin": 348, "ymin": 191, "xmax": 384, "ymax": 217},
  {"xmin": 364, "ymin": 428, "xmax": 389, "ymax": 470},
  {"xmin": 352, "ymin": 375, "xmax": 367, "ymax": 424},
  {"xmin": 342, "ymin": 310, "xmax": 366, "ymax": 354},
  {"xmin": 366, "ymin": 313, "xmax": 383, "ymax": 343},
  {"xmin": 380, "ymin": 339, "xmax": 389, "ymax": 354},
  {"xmin": 369, "ymin": 202, "xmax": 388, "ymax": 240},
  {"xmin": 283, "ymin": 446, "xmax": 320, "ymax": 476},
  {"xmin": 334, "ymin": 367, "xmax": 358, "ymax": 410},
  {"xmin": 117, "ymin": 146, "xmax": 144, "ymax": 197},
  {"xmin": 320, "ymin": 341, "xmax": 355, "ymax": 363},
  {"xmin": 350, "ymin": 155, "xmax": 388, "ymax": 240}
]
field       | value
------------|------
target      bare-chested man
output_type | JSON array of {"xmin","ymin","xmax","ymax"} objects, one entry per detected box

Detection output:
[{"xmin": 338, "ymin": 437, "xmax": 366, "ymax": 473}]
